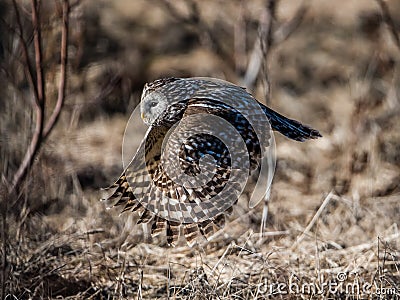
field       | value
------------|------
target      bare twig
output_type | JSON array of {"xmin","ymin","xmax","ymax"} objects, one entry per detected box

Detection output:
[
  {"xmin": 291, "ymin": 191, "xmax": 335, "ymax": 250},
  {"xmin": 273, "ymin": 4, "xmax": 308, "ymax": 44},
  {"xmin": 242, "ymin": 1, "xmax": 308, "ymax": 99},
  {"xmin": 259, "ymin": 0, "xmax": 276, "ymax": 104},
  {"xmin": 10, "ymin": 0, "xmax": 45, "ymax": 195},
  {"xmin": 242, "ymin": 0, "xmax": 276, "ymax": 100},
  {"xmin": 10, "ymin": 0, "xmax": 70, "ymax": 195},
  {"xmin": 137, "ymin": 268, "xmax": 143, "ymax": 300},
  {"xmin": 11, "ymin": 0, "xmax": 39, "ymax": 102},
  {"xmin": 375, "ymin": 0, "xmax": 400, "ymax": 52},
  {"xmin": 158, "ymin": 0, "xmax": 234, "ymax": 67},
  {"xmin": 43, "ymin": 0, "xmax": 70, "ymax": 138},
  {"xmin": 159, "ymin": 0, "xmax": 198, "ymax": 24},
  {"xmin": 70, "ymin": 0, "xmax": 82, "ymax": 10},
  {"xmin": 31, "ymin": 0, "xmax": 45, "ymax": 108},
  {"xmin": 234, "ymin": 2, "xmax": 246, "ymax": 75},
  {"xmin": 241, "ymin": 38, "xmax": 262, "ymax": 91}
]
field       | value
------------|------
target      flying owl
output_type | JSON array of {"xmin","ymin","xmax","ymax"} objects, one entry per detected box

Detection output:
[{"xmin": 104, "ymin": 77, "xmax": 321, "ymax": 246}]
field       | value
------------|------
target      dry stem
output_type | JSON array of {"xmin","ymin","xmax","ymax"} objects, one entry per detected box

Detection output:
[{"xmin": 9, "ymin": 0, "xmax": 70, "ymax": 196}]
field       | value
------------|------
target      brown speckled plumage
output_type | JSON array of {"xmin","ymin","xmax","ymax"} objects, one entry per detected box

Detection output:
[{"xmin": 103, "ymin": 77, "xmax": 321, "ymax": 246}]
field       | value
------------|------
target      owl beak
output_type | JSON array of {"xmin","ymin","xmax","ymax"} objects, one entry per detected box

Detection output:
[{"xmin": 141, "ymin": 112, "xmax": 145, "ymax": 120}]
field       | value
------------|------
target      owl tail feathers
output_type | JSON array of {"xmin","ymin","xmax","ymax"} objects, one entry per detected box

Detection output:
[{"xmin": 262, "ymin": 105, "xmax": 322, "ymax": 142}]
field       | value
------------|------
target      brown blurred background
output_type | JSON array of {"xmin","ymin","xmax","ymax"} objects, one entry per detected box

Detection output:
[{"xmin": 0, "ymin": 0, "xmax": 399, "ymax": 298}]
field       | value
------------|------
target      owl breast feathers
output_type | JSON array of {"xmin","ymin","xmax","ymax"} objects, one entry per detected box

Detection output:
[{"xmin": 103, "ymin": 77, "xmax": 321, "ymax": 246}]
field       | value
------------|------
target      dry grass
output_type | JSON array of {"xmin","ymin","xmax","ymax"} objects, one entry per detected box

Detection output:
[{"xmin": 1, "ymin": 0, "xmax": 399, "ymax": 299}]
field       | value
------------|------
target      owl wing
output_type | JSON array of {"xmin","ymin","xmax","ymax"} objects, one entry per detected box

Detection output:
[
  {"xmin": 102, "ymin": 101, "xmax": 188, "ymax": 241},
  {"xmin": 182, "ymin": 97, "xmax": 270, "ymax": 171},
  {"xmin": 103, "ymin": 97, "xmax": 270, "ymax": 246},
  {"xmin": 180, "ymin": 97, "xmax": 274, "ymax": 212}
]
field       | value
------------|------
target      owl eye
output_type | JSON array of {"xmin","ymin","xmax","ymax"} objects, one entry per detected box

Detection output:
[{"xmin": 149, "ymin": 102, "xmax": 158, "ymax": 108}]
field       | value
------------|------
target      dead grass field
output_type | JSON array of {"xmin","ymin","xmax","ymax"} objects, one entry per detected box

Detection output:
[{"xmin": 1, "ymin": 0, "xmax": 399, "ymax": 299}]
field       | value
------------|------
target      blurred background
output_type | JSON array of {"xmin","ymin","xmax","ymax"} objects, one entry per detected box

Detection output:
[{"xmin": 0, "ymin": 0, "xmax": 399, "ymax": 298}]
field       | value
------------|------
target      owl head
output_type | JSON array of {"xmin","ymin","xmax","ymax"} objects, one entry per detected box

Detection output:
[
  {"xmin": 140, "ymin": 78, "xmax": 180, "ymax": 125},
  {"xmin": 140, "ymin": 90, "xmax": 168, "ymax": 125},
  {"xmin": 140, "ymin": 77, "xmax": 234, "ymax": 125}
]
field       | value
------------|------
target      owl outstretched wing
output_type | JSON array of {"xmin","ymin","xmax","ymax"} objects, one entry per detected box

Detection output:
[{"xmin": 103, "ymin": 97, "xmax": 272, "ymax": 246}]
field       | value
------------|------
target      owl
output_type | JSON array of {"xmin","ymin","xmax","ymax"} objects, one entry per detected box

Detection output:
[{"xmin": 104, "ymin": 77, "xmax": 321, "ymax": 246}]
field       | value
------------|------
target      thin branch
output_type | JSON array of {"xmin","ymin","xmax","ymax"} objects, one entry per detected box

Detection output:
[
  {"xmin": 234, "ymin": 2, "xmax": 246, "ymax": 75},
  {"xmin": 11, "ymin": 0, "xmax": 39, "ymax": 103},
  {"xmin": 241, "ymin": 1, "xmax": 307, "ymax": 104},
  {"xmin": 2, "ymin": 0, "xmax": 70, "ymax": 295},
  {"xmin": 273, "ymin": 3, "xmax": 307, "ymax": 44},
  {"xmin": 291, "ymin": 191, "xmax": 335, "ymax": 250},
  {"xmin": 9, "ymin": 107, "xmax": 42, "ymax": 195},
  {"xmin": 375, "ymin": 0, "xmax": 400, "ymax": 52},
  {"xmin": 10, "ymin": 0, "xmax": 45, "ymax": 195},
  {"xmin": 242, "ymin": 0, "xmax": 276, "ymax": 103},
  {"xmin": 10, "ymin": 0, "xmax": 71, "ymax": 195},
  {"xmin": 70, "ymin": 0, "xmax": 82, "ymax": 10},
  {"xmin": 31, "ymin": 0, "xmax": 45, "ymax": 107},
  {"xmin": 259, "ymin": 0, "xmax": 276, "ymax": 104},
  {"xmin": 158, "ymin": 0, "xmax": 234, "ymax": 67},
  {"xmin": 8, "ymin": 118, "xmax": 42, "ymax": 193},
  {"xmin": 241, "ymin": 38, "xmax": 262, "ymax": 91},
  {"xmin": 43, "ymin": 0, "xmax": 70, "ymax": 138}
]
